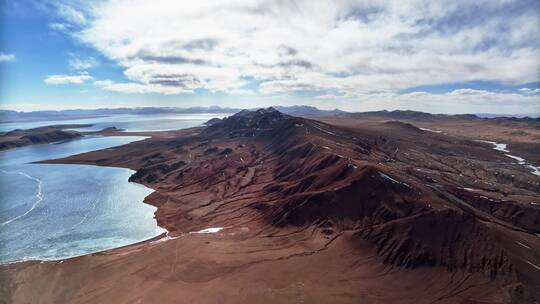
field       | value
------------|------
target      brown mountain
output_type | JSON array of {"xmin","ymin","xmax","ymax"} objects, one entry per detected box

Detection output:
[{"xmin": 3, "ymin": 108, "xmax": 539, "ymax": 303}]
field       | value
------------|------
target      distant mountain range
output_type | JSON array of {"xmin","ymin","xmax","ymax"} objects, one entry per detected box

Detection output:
[
  {"xmin": 0, "ymin": 106, "xmax": 242, "ymax": 122},
  {"xmin": 0, "ymin": 106, "xmax": 344, "ymax": 123},
  {"xmin": 0, "ymin": 105, "xmax": 538, "ymax": 123}
]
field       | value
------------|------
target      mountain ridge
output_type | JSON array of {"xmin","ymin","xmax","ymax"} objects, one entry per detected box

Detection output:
[
  {"xmin": 2, "ymin": 106, "xmax": 539, "ymax": 123},
  {"xmin": 34, "ymin": 108, "xmax": 540, "ymax": 303}
]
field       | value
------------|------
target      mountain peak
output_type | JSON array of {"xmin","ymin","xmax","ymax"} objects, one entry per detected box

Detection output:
[{"xmin": 203, "ymin": 108, "xmax": 291, "ymax": 137}]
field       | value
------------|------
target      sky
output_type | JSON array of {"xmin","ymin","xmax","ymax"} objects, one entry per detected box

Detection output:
[{"xmin": 1, "ymin": 0, "xmax": 539, "ymax": 114}]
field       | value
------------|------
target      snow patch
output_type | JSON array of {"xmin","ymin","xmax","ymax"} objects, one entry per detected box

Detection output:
[
  {"xmin": 476, "ymin": 140, "xmax": 540, "ymax": 176},
  {"xmin": 516, "ymin": 241, "xmax": 531, "ymax": 249},
  {"xmin": 150, "ymin": 232, "xmax": 181, "ymax": 244},
  {"xmin": 526, "ymin": 260, "xmax": 540, "ymax": 271},
  {"xmin": 379, "ymin": 173, "xmax": 410, "ymax": 188},
  {"xmin": 526, "ymin": 165, "xmax": 540, "ymax": 177},
  {"xmin": 190, "ymin": 227, "xmax": 224, "ymax": 234},
  {"xmin": 311, "ymin": 123, "xmax": 339, "ymax": 136},
  {"xmin": 420, "ymin": 127, "xmax": 443, "ymax": 133},
  {"xmin": 475, "ymin": 140, "xmax": 509, "ymax": 152},
  {"xmin": 505, "ymin": 154, "xmax": 526, "ymax": 164}
]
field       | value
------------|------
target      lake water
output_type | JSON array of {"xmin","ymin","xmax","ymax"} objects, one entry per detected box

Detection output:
[
  {"xmin": 0, "ymin": 113, "xmax": 229, "ymax": 132},
  {"xmin": 0, "ymin": 113, "xmax": 224, "ymax": 263}
]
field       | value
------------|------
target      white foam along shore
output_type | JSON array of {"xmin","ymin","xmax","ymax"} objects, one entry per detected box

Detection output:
[{"xmin": 476, "ymin": 140, "xmax": 540, "ymax": 177}]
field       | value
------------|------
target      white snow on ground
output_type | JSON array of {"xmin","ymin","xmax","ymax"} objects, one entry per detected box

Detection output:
[
  {"xmin": 526, "ymin": 260, "xmax": 540, "ymax": 271},
  {"xmin": 527, "ymin": 165, "xmax": 540, "ymax": 177},
  {"xmin": 475, "ymin": 140, "xmax": 509, "ymax": 152},
  {"xmin": 505, "ymin": 154, "xmax": 526, "ymax": 164},
  {"xmin": 150, "ymin": 232, "xmax": 181, "ymax": 244},
  {"xmin": 476, "ymin": 140, "xmax": 540, "ymax": 176},
  {"xmin": 151, "ymin": 227, "xmax": 226, "ymax": 242},
  {"xmin": 420, "ymin": 127, "xmax": 443, "ymax": 133},
  {"xmin": 190, "ymin": 227, "xmax": 224, "ymax": 234},
  {"xmin": 516, "ymin": 241, "xmax": 531, "ymax": 249},
  {"xmin": 311, "ymin": 123, "xmax": 339, "ymax": 136},
  {"xmin": 379, "ymin": 172, "xmax": 411, "ymax": 188}
]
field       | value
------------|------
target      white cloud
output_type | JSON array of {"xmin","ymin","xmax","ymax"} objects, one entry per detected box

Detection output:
[
  {"xmin": 93, "ymin": 79, "xmax": 193, "ymax": 94},
  {"xmin": 519, "ymin": 87, "xmax": 540, "ymax": 94},
  {"xmin": 93, "ymin": 80, "xmax": 113, "ymax": 87},
  {"xmin": 44, "ymin": 72, "xmax": 93, "ymax": 84},
  {"xmin": 49, "ymin": 22, "xmax": 69, "ymax": 32},
  {"xmin": 40, "ymin": 0, "xmax": 538, "ymax": 113},
  {"xmin": 229, "ymin": 88, "xmax": 256, "ymax": 96},
  {"xmin": 315, "ymin": 94, "xmax": 352, "ymax": 100},
  {"xmin": 68, "ymin": 0, "xmax": 539, "ymax": 99},
  {"xmin": 56, "ymin": 4, "xmax": 86, "ymax": 25},
  {"xmin": 0, "ymin": 52, "xmax": 15, "ymax": 62},
  {"xmin": 68, "ymin": 55, "xmax": 99, "ymax": 70}
]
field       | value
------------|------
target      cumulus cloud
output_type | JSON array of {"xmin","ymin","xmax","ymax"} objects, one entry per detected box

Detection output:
[
  {"xmin": 519, "ymin": 87, "xmax": 540, "ymax": 94},
  {"xmin": 49, "ymin": 22, "xmax": 70, "ymax": 32},
  {"xmin": 68, "ymin": 55, "xmax": 99, "ymax": 70},
  {"xmin": 47, "ymin": 0, "xmax": 539, "ymax": 112},
  {"xmin": 44, "ymin": 72, "xmax": 93, "ymax": 84},
  {"xmin": 93, "ymin": 79, "xmax": 192, "ymax": 94},
  {"xmin": 0, "ymin": 52, "xmax": 15, "ymax": 62},
  {"xmin": 56, "ymin": 3, "xmax": 86, "ymax": 25}
]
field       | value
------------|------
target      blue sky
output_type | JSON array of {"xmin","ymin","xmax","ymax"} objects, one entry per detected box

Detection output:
[{"xmin": 1, "ymin": 0, "xmax": 539, "ymax": 114}]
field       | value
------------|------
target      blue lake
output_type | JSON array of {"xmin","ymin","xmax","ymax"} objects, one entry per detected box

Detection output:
[
  {"xmin": 0, "ymin": 114, "xmax": 224, "ymax": 263},
  {"xmin": 0, "ymin": 136, "xmax": 164, "ymax": 263}
]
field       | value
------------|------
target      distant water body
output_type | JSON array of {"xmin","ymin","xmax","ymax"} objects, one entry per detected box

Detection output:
[
  {"xmin": 0, "ymin": 113, "xmax": 229, "ymax": 132},
  {"xmin": 0, "ymin": 114, "xmax": 224, "ymax": 263}
]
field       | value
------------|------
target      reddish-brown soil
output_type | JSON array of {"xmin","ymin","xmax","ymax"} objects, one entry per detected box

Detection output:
[{"xmin": 1, "ymin": 108, "xmax": 539, "ymax": 303}]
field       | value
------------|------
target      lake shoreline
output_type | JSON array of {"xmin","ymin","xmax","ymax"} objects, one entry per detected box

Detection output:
[
  {"xmin": 0, "ymin": 127, "xmax": 202, "ymax": 266},
  {"xmin": 0, "ymin": 134, "xmax": 166, "ymax": 264}
]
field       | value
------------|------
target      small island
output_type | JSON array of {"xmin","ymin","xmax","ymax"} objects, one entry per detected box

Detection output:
[{"xmin": 0, "ymin": 125, "xmax": 93, "ymax": 151}]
